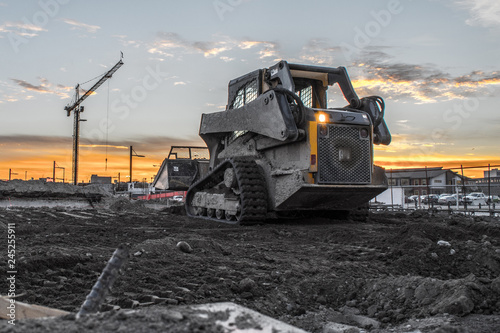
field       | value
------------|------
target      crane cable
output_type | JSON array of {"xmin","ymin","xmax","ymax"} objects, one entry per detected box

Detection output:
[
  {"xmin": 74, "ymin": 72, "xmax": 107, "ymax": 105},
  {"xmin": 81, "ymin": 72, "xmax": 106, "ymax": 86},
  {"xmin": 79, "ymin": 70, "xmax": 112, "ymax": 171},
  {"xmin": 105, "ymin": 80, "xmax": 110, "ymax": 171}
]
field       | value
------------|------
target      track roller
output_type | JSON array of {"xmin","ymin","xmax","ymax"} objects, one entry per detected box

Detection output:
[{"xmin": 185, "ymin": 158, "xmax": 268, "ymax": 224}]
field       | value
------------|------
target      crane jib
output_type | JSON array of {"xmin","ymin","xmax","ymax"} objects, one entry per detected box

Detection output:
[{"xmin": 64, "ymin": 58, "xmax": 124, "ymax": 115}]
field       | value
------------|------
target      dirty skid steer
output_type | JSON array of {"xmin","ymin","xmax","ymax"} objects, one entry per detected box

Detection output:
[{"xmin": 156, "ymin": 61, "xmax": 391, "ymax": 224}]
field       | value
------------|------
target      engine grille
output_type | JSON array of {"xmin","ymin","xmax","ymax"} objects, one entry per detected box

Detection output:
[{"xmin": 318, "ymin": 124, "xmax": 371, "ymax": 184}]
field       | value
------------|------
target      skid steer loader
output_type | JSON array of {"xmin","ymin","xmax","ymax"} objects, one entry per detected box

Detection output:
[{"xmin": 154, "ymin": 61, "xmax": 391, "ymax": 224}]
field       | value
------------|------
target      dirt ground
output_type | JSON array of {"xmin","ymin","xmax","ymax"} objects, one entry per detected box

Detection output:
[{"xmin": 1, "ymin": 199, "xmax": 500, "ymax": 332}]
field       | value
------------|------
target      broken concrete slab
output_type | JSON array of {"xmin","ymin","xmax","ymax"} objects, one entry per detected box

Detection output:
[
  {"xmin": 0, "ymin": 296, "xmax": 69, "ymax": 320},
  {"xmin": 188, "ymin": 302, "xmax": 308, "ymax": 332}
]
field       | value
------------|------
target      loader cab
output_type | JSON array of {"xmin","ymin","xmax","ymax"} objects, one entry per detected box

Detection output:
[
  {"xmin": 225, "ymin": 61, "xmax": 389, "ymax": 146},
  {"xmin": 225, "ymin": 63, "xmax": 328, "ymax": 142},
  {"xmin": 227, "ymin": 61, "xmax": 351, "ymax": 113}
]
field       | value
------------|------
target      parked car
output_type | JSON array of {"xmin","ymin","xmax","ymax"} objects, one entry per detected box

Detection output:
[
  {"xmin": 451, "ymin": 193, "xmax": 465, "ymax": 205},
  {"xmin": 422, "ymin": 194, "xmax": 439, "ymax": 204},
  {"xmin": 172, "ymin": 195, "xmax": 184, "ymax": 202},
  {"xmin": 438, "ymin": 195, "xmax": 457, "ymax": 205},
  {"xmin": 465, "ymin": 192, "xmax": 488, "ymax": 205},
  {"xmin": 408, "ymin": 195, "xmax": 419, "ymax": 203}
]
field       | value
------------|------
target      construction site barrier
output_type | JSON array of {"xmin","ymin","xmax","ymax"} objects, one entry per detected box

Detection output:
[{"xmin": 136, "ymin": 191, "xmax": 186, "ymax": 201}]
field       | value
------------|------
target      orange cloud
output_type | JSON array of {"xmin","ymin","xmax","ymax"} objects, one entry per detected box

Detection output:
[{"xmin": 352, "ymin": 52, "xmax": 500, "ymax": 103}]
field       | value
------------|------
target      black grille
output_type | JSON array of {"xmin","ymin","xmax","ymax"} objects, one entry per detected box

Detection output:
[
  {"xmin": 318, "ymin": 124, "xmax": 371, "ymax": 184},
  {"xmin": 232, "ymin": 79, "xmax": 258, "ymax": 109},
  {"xmin": 231, "ymin": 79, "xmax": 258, "ymax": 140},
  {"xmin": 297, "ymin": 86, "xmax": 312, "ymax": 108}
]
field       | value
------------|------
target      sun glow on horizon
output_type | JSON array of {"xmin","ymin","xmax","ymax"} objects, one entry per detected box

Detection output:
[
  {"xmin": 0, "ymin": 136, "xmax": 204, "ymax": 183},
  {"xmin": 3, "ymin": 150, "xmax": 498, "ymax": 182}
]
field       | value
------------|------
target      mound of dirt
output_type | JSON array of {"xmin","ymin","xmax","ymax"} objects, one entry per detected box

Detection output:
[
  {"xmin": 105, "ymin": 196, "xmax": 150, "ymax": 213},
  {"xmin": 0, "ymin": 180, "xmax": 112, "ymax": 199}
]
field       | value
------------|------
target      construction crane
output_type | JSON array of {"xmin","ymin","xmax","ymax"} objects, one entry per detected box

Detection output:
[{"xmin": 64, "ymin": 53, "xmax": 124, "ymax": 185}]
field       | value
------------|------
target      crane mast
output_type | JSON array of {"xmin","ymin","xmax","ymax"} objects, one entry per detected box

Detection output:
[{"xmin": 64, "ymin": 54, "xmax": 124, "ymax": 185}]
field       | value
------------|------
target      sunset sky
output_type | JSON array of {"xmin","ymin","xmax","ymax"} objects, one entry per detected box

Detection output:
[{"xmin": 1, "ymin": 0, "xmax": 499, "ymax": 182}]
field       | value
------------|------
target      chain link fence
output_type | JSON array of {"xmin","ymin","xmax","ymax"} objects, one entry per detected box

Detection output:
[{"xmin": 372, "ymin": 164, "xmax": 500, "ymax": 216}]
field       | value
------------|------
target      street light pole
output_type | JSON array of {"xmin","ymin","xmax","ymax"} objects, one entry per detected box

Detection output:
[{"xmin": 129, "ymin": 146, "xmax": 145, "ymax": 183}]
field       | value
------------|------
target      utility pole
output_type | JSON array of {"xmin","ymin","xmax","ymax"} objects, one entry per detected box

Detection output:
[
  {"xmin": 8, "ymin": 169, "xmax": 18, "ymax": 181},
  {"xmin": 461, "ymin": 165, "xmax": 467, "ymax": 211},
  {"xmin": 53, "ymin": 161, "xmax": 65, "ymax": 183},
  {"xmin": 488, "ymin": 164, "xmax": 491, "ymax": 209},
  {"xmin": 129, "ymin": 146, "xmax": 145, "ymax": 183}
]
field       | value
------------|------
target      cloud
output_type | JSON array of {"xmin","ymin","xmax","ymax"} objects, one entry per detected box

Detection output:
[
  {"xmin": 60, "ymin": 18, "xmax": 100, "ymax": 33},
  {"xmin": 149, "ymin": 32, "xmax": 231, "ymax": 58},
  {"xmin": 0, "ymin": 134, "xmax": 199, "ymax": 157},
  {"xmin": 351, "ymin": 50, "xmax": 500, "ymax": 103},
  {"xmin": 454, "ymin": 0, "xmax": 500, "ymax": 28},
  {"xmin": 0, "ymin": 21, "xmax": 47, "ymax": 38},
  {"xmin": 299, "ymin": 39, "xmax": 343, "ymax": 65},
  {"xmin": 9, "ymin": 77, "xmax": 72, "ymax": 99},
  {"xmin": 113, "ymin": 34, "xmax": 142, "ymax": 48},
  {"xmin": 0, "ymin": 135, "xmax": 70, "ymax": 146},
  {"xmin": 11, "ymin": 78, "xmax": 50, "ymax": 93},
  {"xmin": 80, "ymin": 144, "xmax": 128, "ymax": 149},
  {"xmin": 237, "ymin": 40, "xmax": 279, "ymax": 59},
  {"xmin": 219, "ymin": 56, "xmax": 235, "ymax": 62},
  {"xmin": 148, "ymin": 32, "xmax": 280, "ymax": 60},
  {"xmin": 124, "ymin": 135, "xmax": 203, "ymax": 152}
]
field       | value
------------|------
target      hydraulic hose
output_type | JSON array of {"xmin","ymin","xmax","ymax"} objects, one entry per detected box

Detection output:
[
  {"xmin": 366, "ymin": 96, "xmax": 385, "ymax": 128},
  {"xmin": 271, "ymin": 87, "xmax": 306, "ymax": 126}
]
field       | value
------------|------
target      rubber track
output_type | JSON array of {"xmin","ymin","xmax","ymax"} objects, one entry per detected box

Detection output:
[{"xmin": 185, "ymin": 158, "xmax": 268, "ymax": 225}]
